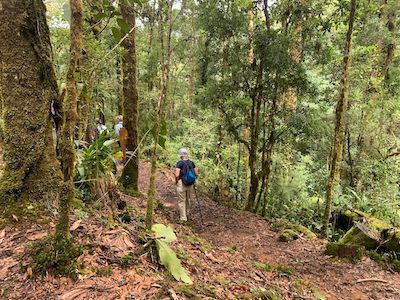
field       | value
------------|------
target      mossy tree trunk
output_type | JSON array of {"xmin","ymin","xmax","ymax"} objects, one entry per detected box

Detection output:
[
  {"xmin": 121, "ymin": 0, "xmax": 139, "ymax": 193},
  {"xmin": 146, "ymin": 0, "xmax": 173, "ymax": 229},
  {"xmin": 245, "ymin": 6, "xmax": 263, "ymax": 212},
  {"xmin": 57, "ymin": 0, "xmax": 83, "ymax": 236},
  {"xmin": 323, "ymin": 0, "xmax": 357, "ymax": 237},
  {"xmin": 0, "ymin": 0, "xmax": 62, "ymax": 205},
  {"xmin": 382, "ymin": 0, "xmax": 396, "ymax": 80}
]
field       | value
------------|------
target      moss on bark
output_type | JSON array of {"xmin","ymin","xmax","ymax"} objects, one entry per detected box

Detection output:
[
  {"xmin": 330, "ymin": 209, "xmax": 400, "ymax": 255},
  {"xmin": 278, "ymin": 229, "xmax": 299, "ymax": 242},
  {"xmin": 121, "ymin": 0, "xmax": 139, "ymax": 192},
  {"xmin": 325, "ymin": 242, "xmax": 364, "ymax": 262},
  {"xmin": 0, "ymin": 0, "xmax": 62, "ymax": 206}
]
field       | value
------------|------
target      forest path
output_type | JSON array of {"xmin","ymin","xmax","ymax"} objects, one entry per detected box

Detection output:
[{"xmin": 139, "ymin": 161, "xmax": 400, "ymax": 300}]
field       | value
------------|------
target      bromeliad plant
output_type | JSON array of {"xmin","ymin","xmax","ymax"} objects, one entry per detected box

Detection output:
[{"xmin": 75, "ymin": 131, "xmax": 121, "ymax": 201}]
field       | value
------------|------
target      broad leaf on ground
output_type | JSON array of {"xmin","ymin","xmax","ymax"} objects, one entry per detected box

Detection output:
[
  {"xmin": 155, "ymin": 239, "xmax": 192, "ymax": 284},
  {"xmin": 151, "ymin": 224, "xmax": 177, "ymax": 243}
]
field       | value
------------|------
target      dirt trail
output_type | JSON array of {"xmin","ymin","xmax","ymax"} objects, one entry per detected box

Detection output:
[{"xmin": 139, "ymin": 162, "xmax": 400, "ymax": 300}]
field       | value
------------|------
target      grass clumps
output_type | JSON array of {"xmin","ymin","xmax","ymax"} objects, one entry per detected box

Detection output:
[
  {"xmin": 28, "ymin": 234, "xmax": 82, "ymax": 278},
  {"xmin": 275, "ymin": 264, "xmax": 294, "ymax": 276},
  {"xmin": 253, "ymin": 261, "xmax": 294, "ymax": 276},
  {"xmin": 175, "ymin": 284, "xmax": 201, "ymax": 299},
  {"xmin": 243, "ymin": 287, "xmax": 283, "ymax": 300},
  {"xmin": 253, "ymin": 261, "xmax": 274, "ymax": 272}
]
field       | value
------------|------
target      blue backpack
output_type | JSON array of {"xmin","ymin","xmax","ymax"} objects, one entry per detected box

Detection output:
[{"xmin": 182, "ymin": 161, "xmax": 196, "ymax": 186}]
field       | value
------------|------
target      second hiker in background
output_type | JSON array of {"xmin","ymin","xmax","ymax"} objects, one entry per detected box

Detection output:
[
  {"xmin": 93, "ymin": 117, "xmax": 108, "ymax": 140},
  {"xmin": 175, "ymin": 148, "xmax": 199, "ymax": 222},
  {"xmin": 115, "ymin": 115, "xmax": 123, "ymax": 147}
]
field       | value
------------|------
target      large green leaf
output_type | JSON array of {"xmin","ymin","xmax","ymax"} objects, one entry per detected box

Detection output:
[
  {"xmin": 151, "ymin": 224, "xmax": 176, "ymax": 243},
  {"xmin": 117, "ymin": 18, "xmax": 129, "ymax": 33},
  {"xmin": 312, "ymin": 288, "xmax": 326, "ymax": 300},
  {"xmin": 111, "ymin": 27, "xmax": 122, "ymax": 42},
  {"xmin": 158, "ymin": 136, "xmax": 167, "ymax": 150},
  {"xmin": 93, "ymin": 12, "xmax": 107, "ymax": 21},
  {"xmin": 160, "ymin": 119, "xmax": 168, "ymax": 136},
  {"xmin": 155, "ymin": 240, "xmax": 192, "ymax": 284}
]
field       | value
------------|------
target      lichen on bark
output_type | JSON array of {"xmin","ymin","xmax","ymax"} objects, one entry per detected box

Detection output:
[
  {"xmin": 0, "ymin": 0, "xmax": 62, "ymax": 205},
  {"xmin": 120, "ymin": 0, "xmax": 139, "ymax": 193}
]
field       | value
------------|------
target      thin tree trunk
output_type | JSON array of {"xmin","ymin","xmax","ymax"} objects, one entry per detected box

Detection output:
[
  {"xmin": 121, "ymin": 1, "xmax": 139, "ymax": 193},
  {"xmin": 146, "ymin": 0, "xmax": 173, "ymax": 229},
  {"xmin": 257, "ymin": 133, "xmax": 274, "ymax": 215},
  {"xmin": 245, "ymin": 51, "xmax": 265, "ymax": 211},
  {"xmin": 0, "ymin": 0, "xmax": 62, "ymax": 204},
  {"xmin": 382, "ymin": 0, "xmax": 396, "ymax": 80},
  {"xmin": 323, "ymin": 0, "xmax": 356, "ymax": 237},
  {"xmin": 236, "ymin": 143, "xmax": 241, "ymax": 203},
  {"xmin": 57, "ymin": 0, "xmax": 83, "ymax": 236},
  {"xmin": 258, "ymin": 83, "xmax": 278, "ymax": 215},
  {"xmin": 146, "ymin": 0, "xmax": 157, "ymax": 92},
  {"xmin": 246, "ymin": 96, "xmax": 260, "ymax": 211},
  {"xmin": 118, "ymin": 58, "xmax": 124, "ymax": 115}
]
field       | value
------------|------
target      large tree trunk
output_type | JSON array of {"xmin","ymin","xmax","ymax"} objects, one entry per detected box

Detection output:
[
  {"xmin": 57, "ymin": 0, "xmax": 83, "ymax": 236},
  {"xmin": 0, "ymin": 0, "xmax": 62, "ymax": 205},
  {"xmin": 121, "ymin": 1, "xmax": 139, "ymax": 193},
  {"xmin": 323, "ymin": 0, "xmax": 357, "ymax": 237},
  {"xmin": 146, "ymin": 0, "xmax": 173, "ymax": 229}
]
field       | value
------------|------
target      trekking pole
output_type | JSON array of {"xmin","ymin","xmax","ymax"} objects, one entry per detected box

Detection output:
[{"xmin": 193, "ymin": 184, "xmax": 204, "ymax": 225}]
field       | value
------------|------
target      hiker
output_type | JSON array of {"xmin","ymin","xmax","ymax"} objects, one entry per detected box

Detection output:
[
  {"xmin": 175, "ymin": 148, "xmax": 198, "ymax": 222},
  {"xmin": 115, "ymin": 115, "xmax": 123, "ymax": 147},
  {"xmin": 93, "ymin": 117, "xmax": 108, "ymax": 140}
]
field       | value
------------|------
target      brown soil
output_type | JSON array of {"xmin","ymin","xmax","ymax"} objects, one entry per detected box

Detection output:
[
  {"xmin": 139, "ymin": 162, "xmax": 400, "ymax": 300},
  {"xmin": 0, "ymin": 161, "xmax": 399, "ymax": 300}
]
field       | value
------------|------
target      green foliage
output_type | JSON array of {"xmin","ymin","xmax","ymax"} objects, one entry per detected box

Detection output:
[
  {"xmin": 29, "ymin": 235, "xmax": 82, "ymax": 278},
  {"xmin": 325, "ymin": 242, "xmax": 365, "ymax": 263},
  {"xmin": 151, "ymin": 224, "xmax": 193, "ymax": 284},
  {"xmin": 44, "ymin": 0, "xmax": 400, "ymax": 242},
  {"xmin": 278, "ymin": 229, "xmax": 299, "ymax": 242},
  {"xmin": 275, "ymin": 264, "xmax": 294, "ymax": 276},
  {"xmin": 253, "ymin": 261, "xmax": 273, "ymax": 272},
  {"xmin": 227, "ymin": 244, "xmax": 237, "ymax": 253},
  {"xmin": 76, "ymin": 132, "xmax": 117, "ymax": 180},
  {"xmin": 312, "ymin": 288, "xmax": 326, "ymax": 300},
  {"xmin": 368, "ymin": 251, "xmax": 400, "ymax": 273},
  {"xmin": 75, "ymin": 132, "xmax": 119, "ymax": 201},
  {"xmin": 244, "ymin": 287, "xmax": 283, "ymax": 300},
  {"xmin": 253, "ymin": 261, "xmax": 294, "ymax": 276}
]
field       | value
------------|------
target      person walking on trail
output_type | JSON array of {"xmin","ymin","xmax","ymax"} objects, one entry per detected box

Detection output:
[
  {"xmin": 93, "ymin": 117, "xmax": 108, "ymax": 140},
  {"xmin": 115, "ymin": 115, "xmax": 123, "ymax": 147},
  {"xmin": 175, "ymin": 148, "xmax": 198, "ymax": 222}
]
